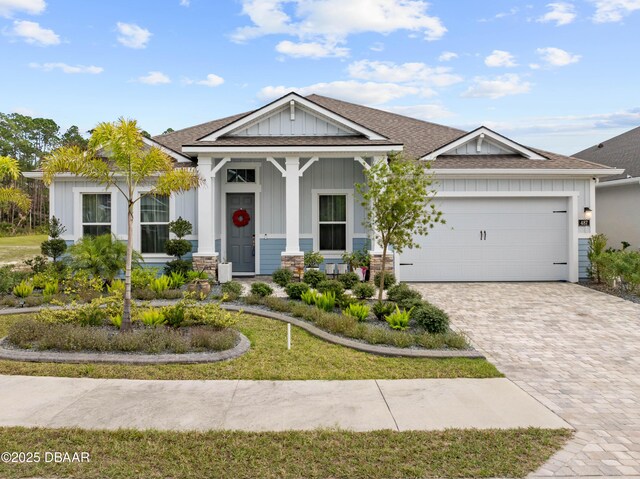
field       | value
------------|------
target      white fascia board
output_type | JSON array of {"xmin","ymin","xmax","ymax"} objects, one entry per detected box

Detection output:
[
  {"xmin": 198, "ymin": 93, "xmax": 387, "ymax": 141},
  {"xmin": 423, "ymin": 126, "xmax": 546, "ymax": 160},
  {"xmin": 596, "ymin": 177, "xmax": 640, "ymax": 188},
  {"xmin": 22, "ymin": 171, "xmax": 43, "ymax": 179},
  {"xmin": 181, "ymin": 145, "xmax": 403, "ymax": 155},
  {"xmin": 143, "ymin": 137, "xmax": 192, "ymax": 163},
  {"xmin": 432, "ymin": 168, "xmax": 626, "ymax": 178}
]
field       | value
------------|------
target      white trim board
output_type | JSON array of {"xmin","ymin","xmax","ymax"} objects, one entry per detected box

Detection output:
[
  {"xmin": 182, "ymin": 145, "xmax": 403, "ymax": 155},
  {"xmin": 596, "ymin": 177, "xmax": 640, "ymax": 188},
  {"xmin": 71, "ymin": 186, "xmax": 119, "ymax": 241},
  {"xmin": 423, "ymin": 126, "xmax": 546, "ymax": 160},
  {"xmin": 433, "ymin": 168, "xmax": 625, "ymax": 178}
]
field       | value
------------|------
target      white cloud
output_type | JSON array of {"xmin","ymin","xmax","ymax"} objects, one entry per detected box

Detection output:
[
  {"xmin": 116, "ymin": 22, "xmax": 151, "ymax": 49},
  {"xmin": 184, "ymin": 73, "xmax": 224, "ymax": 87},
  {"xmin": 10, "ymin": 19, "xmax": 59, "ymax": 45},
  {"xmin": 536, "ymin": 47, "xmax": 581, "ymax": 66},
  {"xmin": 276, "ymin": 40, "xmax": 349, "ymax": 58},
  {"xmin": 591, "ymin": 0, "xmax": 640, "ymax": 22},
  {"xmin": 381, "ymin": 103, "xmax": 454, "ymax": 120},
  {"xmin": 259, "ymin": 80, "xmax": 420, "ymax": 105},
  {"xmin": 29, "ymin": 62, "xmax": 103, "ymax": 74},
  {"xmin": 484, "ymin": 50, "xmax": 517, "ymax": 67},
  {"xmin": 462, "ymin": 74, "xmax": 531, "ymax": 99},
  {"xmin": 0, "ymin": 0, "xmax": 45, "ymax": 17},
  {"xmin": 438, "ymin": 51, "xmax": 458, "ymax": 61},
  {"xmin": 137, "ymin": 71, "xmax": 171, "ymax": 85},
  {"xmin": 529, "ymin": 63, "xmax": 541, "ymax": 69},
  {"xmin": 479, "ymin": 7, "xmax": 519, "ymax": 22},
  {"xmin": 370, "ymin": 42, "xmax": 384, "ymax": 52},
  {"xmin": 538, "ymin": 2, "xmax": 577, "ymax": 25},
  {"xmin": 179, "ymin": 0, "xmax": 189, "ymax": 5},
  {"xmin": 347, "ymin": 60, "xmax": 463, "ymax": 88},
  {"xmin": 232, "ymin": 0, "xmax": 447, "ymax": 50}
]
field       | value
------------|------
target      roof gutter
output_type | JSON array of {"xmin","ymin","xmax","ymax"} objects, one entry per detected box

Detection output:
[
  {"xmin": 181, "ymin": 145, "xmax": 404, "ymax": 155},
  {"xmin": 433, "ymin": 168, "xmax": 626, "ymax": 178},
  {"xmin": 596, "ymin": 177, "xmax": 640, "ymax": 188}
]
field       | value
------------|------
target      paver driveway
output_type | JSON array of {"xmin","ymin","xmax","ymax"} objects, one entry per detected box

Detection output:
[{"xmin": 409, "ymin": 282, "xmax": 640, "ymax": 478}]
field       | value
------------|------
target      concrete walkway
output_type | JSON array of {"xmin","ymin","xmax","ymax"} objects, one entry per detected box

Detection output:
[
  {"xmin": 409, "ymin": 282, "xmax": 640, "ymax": 478},
  {"xmin": 0, "ymin": 375, "xmax": 568, "ymax": 432}
]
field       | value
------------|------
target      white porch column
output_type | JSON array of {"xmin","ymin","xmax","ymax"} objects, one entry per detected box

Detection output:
[
  {"xmin": 369, "ymin": 155, "xmax": 384, "ymax": 253},
  {"xmin": 283, "ymin": 157, "xmax": 302, "ymax": 254},
  {"xmin": 194, "ymin": 156, "xmax": 217, "ymax": 256}
]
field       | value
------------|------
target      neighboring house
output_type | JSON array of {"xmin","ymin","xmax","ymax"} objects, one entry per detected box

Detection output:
[
  {"xmin": 574, "ymin": 126, "xmax": 640, "ymax": 250},
  {"xmin": 28, "ymin": 93, "xmax": 621, "ymax": 282}
]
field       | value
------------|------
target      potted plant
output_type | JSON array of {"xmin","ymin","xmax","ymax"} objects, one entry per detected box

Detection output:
[
  {"xmin": 304, "ymin": 251, "xmax": 324, "ymax": 270},
  {"xmin": 218, "ymin": 258, "xmax": 233, "ymax": 283},
  {"xmin": 352, "ymin": 248, "xmax": 371, "ymax": 281},
  {"xmin": 187, "ymin": 269, "xmax": 212, "ymax": 297}
]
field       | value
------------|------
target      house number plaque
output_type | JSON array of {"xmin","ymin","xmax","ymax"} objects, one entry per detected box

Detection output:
[{"xmin": 578, "ymin": 219, "xmax": 590, "ymax": 227}]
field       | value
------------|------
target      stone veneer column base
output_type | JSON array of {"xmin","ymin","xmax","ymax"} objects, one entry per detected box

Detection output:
[
  {"xmin": 192, "ymin": 255, "xmax": 218, "ymax": 282},
  {"xmin": 281, "ymin": 254, "xmax": 304, "ymax": 278},
  {"xmin": 369, "ymin": 252, "xmax": 394, "ymax": 282}
]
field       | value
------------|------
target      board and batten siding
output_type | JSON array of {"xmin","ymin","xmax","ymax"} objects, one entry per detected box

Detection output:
[
  {"xmin": 450, "ymin": 138, "xmax": 511, "ymax": 155},
  {"xmin": 52, "ymin": 179, "xmax": 197, "ymax": 240},
  {"xmin": 229, "ymin": 106, "xmax": 354, "ymax": 137},
  {"xmin": 578, "ymin": 238, "xmax": 590, "ymax": 280}
]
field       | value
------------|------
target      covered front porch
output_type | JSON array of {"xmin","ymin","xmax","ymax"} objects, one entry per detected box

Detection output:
[{"xmin": 189, "ymin": 151, "xmax": 391, "ymax": 278}]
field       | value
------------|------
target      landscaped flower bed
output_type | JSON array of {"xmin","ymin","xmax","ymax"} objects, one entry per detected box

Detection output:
[
  {"xmin": 237, "ymin": 269, "xmax": 469, "ymax": 351},
  {"xmin": 2, "ymin": 295, "xmax": 243, "ymax": 355}
]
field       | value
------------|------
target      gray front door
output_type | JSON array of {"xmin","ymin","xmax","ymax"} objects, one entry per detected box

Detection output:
[{"xmin": 226, "ymin": 193, "xmax": 255, "ymax": 273}]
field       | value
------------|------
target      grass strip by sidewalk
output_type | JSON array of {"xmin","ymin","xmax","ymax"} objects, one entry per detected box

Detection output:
[
  {"xmin": 0, "ymin": 427, "xmax": 571, "ymax": 479},
  {"xmin": 0, "ymin": 313, "xmax": 500, "ymax": 380}
]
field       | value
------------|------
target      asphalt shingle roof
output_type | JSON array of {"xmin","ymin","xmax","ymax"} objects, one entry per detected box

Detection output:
[
  {"xmin": 152, "ymin": 93, "xmax": 614, "ymax": 171},
  {"xmin": 573, "ymin": 126, "xmax": 640, "ymax": 180}
]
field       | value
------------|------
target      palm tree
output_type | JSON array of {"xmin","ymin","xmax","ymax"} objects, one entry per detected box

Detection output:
[
  {"xmin": 42, "ymin": 119, "xmax": 201, "ymax": 330},
  {"xmin": 0, "ymin": 156, "xmax": 32, "ymax": 216}
]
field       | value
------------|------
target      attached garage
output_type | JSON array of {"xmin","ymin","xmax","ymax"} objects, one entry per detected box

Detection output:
[{"xmin": 399, "ymin": 196, "xmax": 572, "ymax": 282}]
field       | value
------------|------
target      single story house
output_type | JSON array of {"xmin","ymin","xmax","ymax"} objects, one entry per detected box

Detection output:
[
  {"xmin": 30, "ymin": 92, "xmax": 622, "ymax": 282},
  {"xmin": 574, "ymin": 126, "xmax": 640, "ymax": 250}
]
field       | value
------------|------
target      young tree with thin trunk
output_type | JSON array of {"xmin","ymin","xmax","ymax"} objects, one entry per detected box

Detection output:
[
  {"xmin": 356, "ymin": 153, "xmax": 444, "ymax": 301},
  {"xmin": 42, "ymin": 118, "xmax": 201, "ymax": 330}
]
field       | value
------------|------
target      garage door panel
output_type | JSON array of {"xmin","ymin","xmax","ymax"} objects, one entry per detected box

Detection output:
[{"xmin": 400, "ymin": 197, "xmax": 569, "ymax": 282}]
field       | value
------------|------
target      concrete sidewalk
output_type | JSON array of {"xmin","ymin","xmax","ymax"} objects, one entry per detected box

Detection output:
[{"xmin": 0, "ymin": 375, "xmax": 569, "ymax": 432}]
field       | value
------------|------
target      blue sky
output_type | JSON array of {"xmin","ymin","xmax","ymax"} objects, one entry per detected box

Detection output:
[{"xmin": 1, "ymin": 0, "xmax": 639, "ymax": 154}]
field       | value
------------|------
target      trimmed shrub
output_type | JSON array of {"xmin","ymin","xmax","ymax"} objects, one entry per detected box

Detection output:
[
  {"xmin": 272, "ymin": 268, "xmax": 293, "ymax": 287},
  {"xmin": 399, "ymin": 297, "xmax": 424, "ymax": 312},
  {"xmin": 184, "ymin": 300, "xmax": 242, "ymax": 329},
  {"xmin": 338, "ymin": 271, "xmax": 359, "ymax": 289},
  {"xmin": 373, "ymin": 301, "xmax": 395, "ymax": 320},
  {"xmin": 164, "ymin": 259, "xmax": 193, "ymax": 276},
  {"xmin": 373, "ymin": 272, "xmax": 396, "ymax": 290},
  {"xmin": 316, "ymin": 279, "xmax": 345, "ymax": 298},
  {"xmin": 41, "ymin": 239, "xmax": 67, "ymax": 263},
  {"xmin": 285, "ymin": 282, "xmax": 310, "ymax": 300},
  {"xmin": 165, "ymin": 240, "xmax": 192, "ymax": 259},
  {"xmin": 352, "ymin": 282, "xmax": 375, "ymax": 299},
  {"xmin": 250, "ymin": 282, "xmax": 273, "ymax": 297},
  {"xmin": 221, "ymin": 281, "xmax": 243, "ymax": 299},
  {"xmin": 162, "ymin": 302, "xmax": 186, "ymax": 328},
  {"xmin": 387, "ymin": 283, "xmax": 421, "ymax": 304},
  {"xmin": 303, "ymin": 251, "xmax": 324, "ymax": 268},
  {"xmin": 133, "ymin": 288, "xmax": 156, "ymax": 300},
  {"xmin": 12, "ymin": 280, "xmax": 34, "ymax": 298},
  {"xmin": 412, "ymin": 303, "xmax": 449, "ymax": 334},
  {"xmin": 303, "ymin": 269, "xmax": 326, "ymax": 288}
]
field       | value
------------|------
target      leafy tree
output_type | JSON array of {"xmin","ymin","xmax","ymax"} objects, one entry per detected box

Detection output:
[
  {"xmin": 356, "ymin": 153, "xmax": 444, "ymax": 301},
  {"xmin": 40, "ymin": 216, "xmax": 67, "ymax": 262},
  {"xmin": 60, "ymin": 125, "xmax": 88, "ymax": 149},
  {"xmin": 0, "ymin": 113, "xmax": 60, "ymax": 169},
  {"xmin": 0, "ymin": 155, "xmax": 31, "ymax": 213},
  {"xmin": 161, "ymin": 128, "xmax": 175, "ymax": 134},
  {"xmin": 42, "ymin": 118, "xmax": 201, "ymax": 330}
]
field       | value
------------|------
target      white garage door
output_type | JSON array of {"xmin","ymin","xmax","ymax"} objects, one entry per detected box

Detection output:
[{"xmin": 399, "ymin": 197, "xmax": 569, "ymax": 282}]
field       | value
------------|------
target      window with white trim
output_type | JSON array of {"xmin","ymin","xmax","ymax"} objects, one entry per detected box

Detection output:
[
  {"xmin": 140, "ymin": 195, "xmax": 169, "ymax": 254},
  {"xmin": 318, "ymin": 194, "xmax": 347, "ymax": 251},
  {"xmin": 82, "ymin": 193, "xmax": 111, "ymax": 237},
  {"xmin": 226, "ymin": 168, "xmax": 256, "ymax": 183}
]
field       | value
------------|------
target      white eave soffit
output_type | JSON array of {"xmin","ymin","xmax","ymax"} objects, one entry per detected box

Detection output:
[
  {"xmin": 198, "ymin": 93, "xmax": 388, "ymax": 142},
  {"xmin": 421, "ymin": 126, "xmax": 546, "ymax": 161}
]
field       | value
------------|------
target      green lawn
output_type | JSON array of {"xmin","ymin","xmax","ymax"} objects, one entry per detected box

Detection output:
[
  {"xmin": 0, "ymin": 313, "xmax": 501, "ymax": 380},
  {"xmin": 0, "ymin": 234, "xmax": 47, "ymax": 264},
  {"xmin": 0, "ymin": 427, "xmax": 571, "ymax": 479}
]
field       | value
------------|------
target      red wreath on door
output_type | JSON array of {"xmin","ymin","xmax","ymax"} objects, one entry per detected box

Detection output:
[{"xmin": 232, "ymin": 209, "xmax": 251, "ymax": 227}]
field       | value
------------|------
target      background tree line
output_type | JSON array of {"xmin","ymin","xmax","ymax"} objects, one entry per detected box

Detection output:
[{"xmin": 0, "ymin": 112, "xmax": 88, "ymax": 234}]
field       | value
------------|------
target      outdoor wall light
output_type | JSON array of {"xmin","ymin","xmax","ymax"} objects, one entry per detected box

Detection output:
[{"xmin": 584, "ymin": 207, "xmax": 593, "ymax": 219}]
